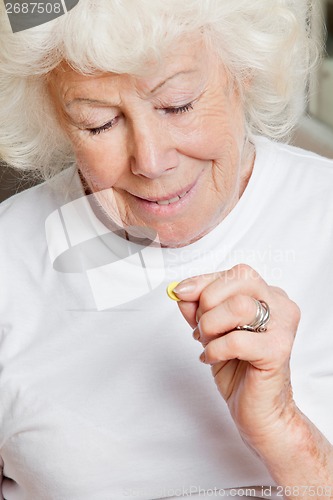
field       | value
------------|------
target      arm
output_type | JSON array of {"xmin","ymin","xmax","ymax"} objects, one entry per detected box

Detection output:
[
  {"xmin": 174, "ymin": 264, "xmax": 333, "ymax": 499},
  {"xmin": 251, "ymin": 407, "xmax": 333, "ymax": 497}
]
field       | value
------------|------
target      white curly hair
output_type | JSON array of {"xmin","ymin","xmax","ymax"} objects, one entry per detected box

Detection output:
[{"xmin": 0, "ymin": 0, "xmax": 320, "ymax": 178}]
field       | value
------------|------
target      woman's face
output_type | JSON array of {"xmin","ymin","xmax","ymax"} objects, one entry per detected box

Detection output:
[{"xmin": 48, "ymin": 36, "xmax": 254, "ymax": 247}]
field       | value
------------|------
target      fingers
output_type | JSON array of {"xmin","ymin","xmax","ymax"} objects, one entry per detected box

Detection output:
[
  {"xmin": 175, "ymin": 264, "xmax": 269, "ymax": 312},
  {"xmin": 200, "ymin": 328, "xmax": 293, "ymax": 370},
  {"xmin": 177, "ymin": 300, "xmax": 198, "ymax": 329},
  {"xmin": 175, "ymin": 264, "xmax": 270, "ymax": 329},
  {"xmin": 170, "ymin": 265, "xmax": 301, "ymax": 372},
  {"xmin": 198, "ymin": 294, "xmax": 300, "ymax": 369},
  {"xmin": 195, "ymin": 295, "xmax": 260, "ymax": 345}
]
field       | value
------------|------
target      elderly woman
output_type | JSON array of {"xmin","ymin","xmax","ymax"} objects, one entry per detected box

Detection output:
[{"xmin": 1, "ymin": 0, "xmax": 333, "ymax": 498}]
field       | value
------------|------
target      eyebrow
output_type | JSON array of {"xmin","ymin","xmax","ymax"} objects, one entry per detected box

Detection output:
[
  {"xmin": 65, "ymin": 69, "xmax": 196, "ymax": 108},
  {"xmin": 149, "ymin": 69, "xmax": 196, "ymax": 93},
  {"xmin": 65, "ymin": 97, "xmax": 119, "ymax": 109}
]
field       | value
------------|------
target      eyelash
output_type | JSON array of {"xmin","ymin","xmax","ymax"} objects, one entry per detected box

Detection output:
[
  {"xmin": 88, "ymin": 118, "xmax": 117, "ymax": 136},
  {"xmin": 164, "ymin": 102, "xmax": 194, "ymax": 115},
  {"xmin": 88, "ymin": 102, "xmax": 194, "ymax": 136}
]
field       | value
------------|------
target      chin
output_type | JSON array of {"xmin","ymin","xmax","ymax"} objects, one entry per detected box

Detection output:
[{"xmin": 156, "ymin": 228, "xmax": 203, "ymax": 248}]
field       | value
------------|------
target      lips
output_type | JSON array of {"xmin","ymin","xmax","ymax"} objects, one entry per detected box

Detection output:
[
  {"xmin": 121, "ymin": 173, "xmax": 203, "ymax": 218},
  {"xmin": 154, "ymin": 191, "xmax": 188, "ymax": 205},
  {"xmin": 132, "ymin": 181, "xmax": 196, "ymax": 205}
]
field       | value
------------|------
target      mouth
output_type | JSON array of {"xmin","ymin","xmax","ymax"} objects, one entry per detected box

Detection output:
[
  {"xmin": 119, "ymin": 172, "xmax": 205, "ymax": 219},
  {"xmin": 132, "ymin": 180, "xmax": 196, "ymax": 205},
  {"xmin": 138, "ymin": 189, "xmax": 190, "ymax": 206}
]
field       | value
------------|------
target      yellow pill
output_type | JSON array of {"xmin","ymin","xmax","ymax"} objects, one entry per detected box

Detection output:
[{"xmin": 166, "ymin": 281, "xmax": 181, "ymax": 301}]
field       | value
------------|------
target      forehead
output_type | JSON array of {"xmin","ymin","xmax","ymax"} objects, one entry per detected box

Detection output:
[{"xmin": 49, "ymin": 35, "xmax": 214, "ymax": 102}]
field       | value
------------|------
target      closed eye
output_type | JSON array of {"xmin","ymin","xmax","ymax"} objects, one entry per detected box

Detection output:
[
  {"xmin": 164, "ymin": 102, "xmax": 194, "ymax": 114},
  {"xmin": 88, "ymin": 116, "xmax": 119, "ymax": 135},
  {"xmin": 87, "ymin": 102, "xmax": 194, "ymax": 136}
]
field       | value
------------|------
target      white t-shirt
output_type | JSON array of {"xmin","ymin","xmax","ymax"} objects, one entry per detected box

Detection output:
[{"xmin": 1, "ymin": 137, "xmax": 333, "ymax": 499}]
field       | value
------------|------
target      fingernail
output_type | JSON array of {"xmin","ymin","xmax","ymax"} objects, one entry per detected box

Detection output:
[
  {"xmin": 193, "ymin": 327, "xmax": 200, "ymax": 341},
  {"xmin": 166, "ymin": 281, "xmax": 181, "ymax": 301},
  {"xmin": 173, "ymin": 279, "xmax": 196, "ymax": 295},
  {"xmin": 195, "ymin": 310, "xmax": 200, "ymax": 324},
  {"xmin": 199, "ymin": 351, "xmax": 206, "ymax": 363}
]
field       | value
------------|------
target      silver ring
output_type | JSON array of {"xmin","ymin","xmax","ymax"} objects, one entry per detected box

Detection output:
[{"xmin": 235, "ymin": 299, "xmax": 270, "ymax": 332}]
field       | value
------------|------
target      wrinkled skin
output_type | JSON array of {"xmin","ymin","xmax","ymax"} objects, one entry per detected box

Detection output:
[
  {"xmin": 47, "ymin": 34, "xmax": 333, "ymax": 493},
  {"xmin": 176, "ymin": 264, "xmax": 301, "ymax": 449},
  {"xmin": 175, "ymin": 266, "xmax": 333, "ymax": 493},
  {"xmin": 47, "ymin": 35, "xmax": 254, "ymax": 248}
]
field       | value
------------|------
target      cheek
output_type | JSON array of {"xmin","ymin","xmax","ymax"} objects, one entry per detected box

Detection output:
[
  {"xmin": 72, "ymin": 135, "xmax": 128, "ymax": 189},
  {"xmin": 174, "ymin": 92, "xmax": 244, "ymax": 162},
  {"xmin": 174, "ymin": 113, "xmax": 241, "ymax": 162}
]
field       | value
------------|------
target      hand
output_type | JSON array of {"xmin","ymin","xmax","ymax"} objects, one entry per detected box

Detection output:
[{"xmin": 175, "ymin": 264, "xmax": 301, "ymax": 449}]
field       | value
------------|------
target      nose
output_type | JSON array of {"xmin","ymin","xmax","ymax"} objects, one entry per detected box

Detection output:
[{"xmin": 129, "ymin": 117, "xmax": 179, "ymax": 179}]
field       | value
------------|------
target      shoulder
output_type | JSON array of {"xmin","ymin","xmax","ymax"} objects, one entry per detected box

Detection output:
[
  {"xmin": 258, "ymin": 136, "xmax": 333, "ymax": 170},
  {"xmin": 256, "ymin": 135, "xmax": 333, "ymax": 169},
  {"xmin": 275, "ymin": 140, "xmax": 333, "ymax": 172},
  {"xmin": 0, "ymin": 167, "xmax": 82, "ymax": 238},
  {"xmin": 255, "ymin": 136, "xmax": 333, "ymax": 197},
  {"xmin": 0, "ymin": 168, "xmax": 83, "ymax": 266}
]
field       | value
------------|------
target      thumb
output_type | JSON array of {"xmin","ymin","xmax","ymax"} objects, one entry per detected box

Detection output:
[
  {"xmin": 172, "ymin": 272, "xmax": 221, "ymax": 301},
  {"xmin": 177, "ymin": 300, "xmax": 199, "ymax": 329},
  {"xmin": 166, "ymin": 273, "xmax": 222, "ymax": 329}
]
